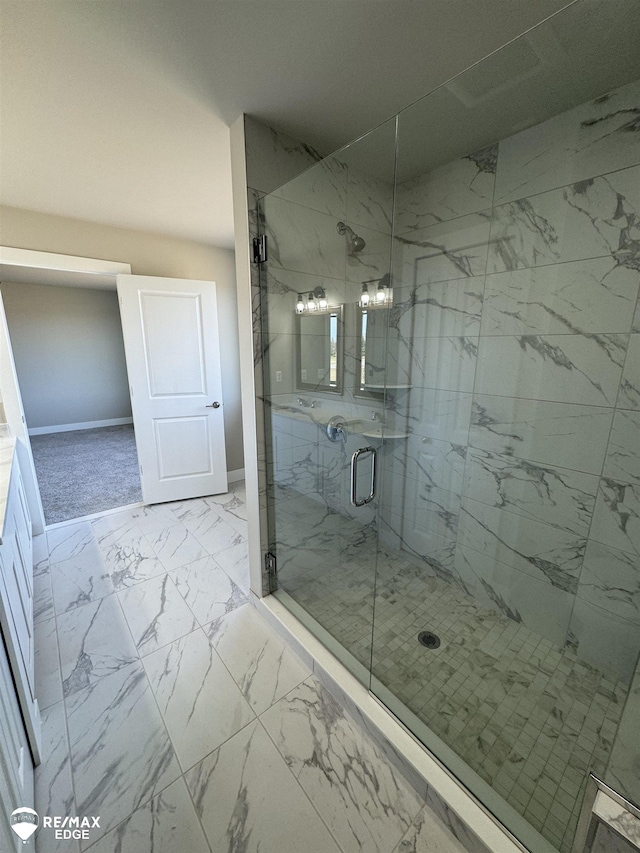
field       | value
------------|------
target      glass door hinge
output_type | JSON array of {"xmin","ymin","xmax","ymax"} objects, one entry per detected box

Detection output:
[
  {"xmin": 253, "ymin": 235, "xmax": 267, "ymax": 264},
  {"xmin": 265, "ymin": 552, "xmax": 277, "ymax": 577}
]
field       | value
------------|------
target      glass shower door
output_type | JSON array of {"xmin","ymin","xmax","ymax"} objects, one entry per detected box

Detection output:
[{"xmin": 258, "ymin": 119, "xmax": 396, "ymax": 681}]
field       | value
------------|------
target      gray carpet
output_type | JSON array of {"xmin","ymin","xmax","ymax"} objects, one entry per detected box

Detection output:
[{"xmin": 30, "ymin": 424, "xmax": 143, "ymax": 524}]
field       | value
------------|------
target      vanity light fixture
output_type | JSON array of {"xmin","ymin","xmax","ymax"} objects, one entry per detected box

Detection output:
[
  {"xmin": 295, "ymin": 286, "xmax": 331, "ymax": 314},
  {"xmin": 360, "ymin": 283, "xmax": 370, "ymax": 308},
  {"xmin": 376, "ymin": 281, "xmax": 387, "ymax": 303}
]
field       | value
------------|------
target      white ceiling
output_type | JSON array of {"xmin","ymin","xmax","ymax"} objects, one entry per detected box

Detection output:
[{"xmin": 0, "ymin": 0, "xmax": 577, "ymax": 249}]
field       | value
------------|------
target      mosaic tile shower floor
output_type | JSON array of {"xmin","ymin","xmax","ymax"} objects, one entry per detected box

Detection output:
[{"xmin": 274, "ymin": 493, "xmax": 628, "ymax": 853}]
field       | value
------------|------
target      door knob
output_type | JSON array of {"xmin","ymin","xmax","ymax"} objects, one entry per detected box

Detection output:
[{"xmin": 206, "ymin": 401, "xmax": 221, "ymax": 408}]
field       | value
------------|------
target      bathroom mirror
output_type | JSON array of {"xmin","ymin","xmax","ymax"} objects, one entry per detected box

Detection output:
[
  {"xmin": 355, "ymin": 305, "xmax": 386, "ymax": 398},
  {"xmin": 296, "ymin": 305, "xmax": 344, "ymax": 394}
]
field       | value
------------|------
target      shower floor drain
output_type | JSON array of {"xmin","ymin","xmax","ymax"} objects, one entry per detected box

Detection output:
[{"xmin": 418, "ymin": 631, "xmax": 441, "ymax": 649}]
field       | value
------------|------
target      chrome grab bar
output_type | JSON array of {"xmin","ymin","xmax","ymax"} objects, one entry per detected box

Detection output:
[{"xmin": 350, "ymin": 446, "xmax": 377, "ymax": 507}]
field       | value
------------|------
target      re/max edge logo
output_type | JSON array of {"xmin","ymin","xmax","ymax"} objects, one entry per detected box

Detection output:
[{"xmin": 43, "ymin": 815, "xmax": 101, "ymax": 840}]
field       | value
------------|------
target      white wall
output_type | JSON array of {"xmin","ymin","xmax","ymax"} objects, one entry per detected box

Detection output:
[
  {"xmin": 0, "ymin": 206, "xmax": 244, "ymax": 471},
  {"xmin": 1, "ymin": 281, "xmax": 132, "ymax": 429}
]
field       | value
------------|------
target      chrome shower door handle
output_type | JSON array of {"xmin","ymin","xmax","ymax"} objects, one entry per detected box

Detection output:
[{"xmin": 350, "ymin": 446, "xmax": 377, "ymax": 507}]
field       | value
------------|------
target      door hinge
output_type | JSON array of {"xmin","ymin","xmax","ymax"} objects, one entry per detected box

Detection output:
[
  {"xmin": 252, "ymin": 235, "xmax": 267, "ymax": 264},
  {"xmin": 265, "ymin": 551, "xmax": 277, "ymax": 579}
]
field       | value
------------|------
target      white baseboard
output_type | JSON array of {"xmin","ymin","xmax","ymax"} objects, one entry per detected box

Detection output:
[
  {"xmin": 227, "ymin": 468, "xmax": 245, "ymax": 483},
  {"xmin": 29, "ymin": 417, "xmax": 133, "ymax": 436}
]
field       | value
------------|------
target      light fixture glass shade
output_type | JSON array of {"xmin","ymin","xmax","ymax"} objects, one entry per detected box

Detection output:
[
  {"xmin": 360, "ymin": 284, "xmax": 370, "ymax": 307},
  {"xmin": 296, "ymin": 293, "xmax": 305, "ymax": 314},
  {"xmin": 318, "ymin": 288, "xmax": 328, "ymax": 310},
  {"xmin": 376, "ymin": 282, "xmax": 387, "ymax": 303},
  {"xmin": 307, "ymin": 292, "xmax": 317, "ymax": 311}
]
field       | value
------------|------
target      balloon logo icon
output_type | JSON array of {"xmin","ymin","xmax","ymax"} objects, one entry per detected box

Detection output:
[{"xmin": 10, "ymin": 808, "xmax": 39, "ymax": 842}]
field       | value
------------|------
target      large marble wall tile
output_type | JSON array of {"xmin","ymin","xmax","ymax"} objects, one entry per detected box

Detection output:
[
  {"xmin": 454, "ymin": 545, "xmax": 574, "ymax": 646},
  {"xmin": 142, "ymin": 628, "xmax": 255, "ymax": 771},
  {"xmin": 474, "ymin": 334, "xmax": 628, "ymax": 406},
  {"xmin": 34, "ymin": 616, "xmax": 62, "ymax": 710},
  {"xmin": 271, "ymin": 154, "xmax": 347, "ymax": 218},
  {"xmin": 383, "ymin": 476, "xmax": 461, "ymax": 543},
  {"xmin": 404, "ymin": 389, "xmax": 472, "ymax": 445},
  {"xmin": 347, "ymin": 167, "xmax": 394, "ymax": 234},
  {"xmin": 263, "ymin": 193, "xmax": 344, "ymax": 279},
  {"xmin": 567, "ymin": 598, "xmax": 640, "ymax": 684},
  {"xmin": 35, "ymin": 701, "xmax": 76, "ymax": 853},
  {"xmin": 206, "ymin": 604, "xmax": 311, "ymax": 714},
  {"xmin": 345, "ymin": 220, "xmax": 392, "ymax": 284},
  {"xmin": 607, "ymin": 661, "xmax": 640, "ymax": 810},
  {"xmin": 469, "ymin": 395, "xmax": 613, "ymax": 475},
  {"xmin": 244, "ymin": 115, "xmax": 323, "ymax": 196},
  {"xmin": 488, "ymin": 165, "xmax": 640, "ymax": 273},
  {"xmin": 385, "ymin": 435, "xmax": 466, "ymax": 496},
  {"xmin": 57, "ymin": 594, "xmax": 138, "ymax": 697},
  {"xmin": 378, "ymin": 517, "xmax": 459, "ymax": 588},
  {"xmin": 463, "ymin": 449, "xmax": 599, "ymax": 536},
  {"xmin": 171, "ymin": 556, "xmax": 248, "ymax": 626},
  {"xmin": 482, "ymin": 260, "xmax": 640, "ymax": 336},
  {"xmin": 398, "ymin": 211, "xmax": 491, "ymax": 286},
  {"xmin": 50, "ymin": 554, "xmax": 114, "ymax": 614},
  {"xmin": 495, "ymin": 78, "xmax": 640, "ymax": 205},
  {"xmin": 261, "ymin": 677, "xmax": 423, "ymax": 853},
  {"xmin": 393, "ymin": 277, "xmax": 484, "ymax": 339},
  {"xmin": 578, "ymin": 540, "xmax": 640, "ymax": 625},
  {"xmin": 458, "ymin": 498, "xmax": 586, "ymax": 592},
  {"xmin": 87, "ymin": 778, "xmax": 210, "ymax": 853},
  {"xmin": 185, "ymin": 719, "xmax": 341, "ymax": 853},
  {"xmin": 618, "ymin": 334, "xmax": 640, "ymax": 409},
  {"xmin": 263, "ymin": 267, "xmax": 346, "ymax": 335},
  {"xmin": 633, "ymin": 297, "xmax": 640, "ymax": 333},
  {"xmin": 118, "ymin": 573, "xmax": 199, "ymax": 656},
  {"xmin": 406, "ymin": 335, "xmax": 479, "ymax": 393},
  {"xmin": 396, "ymin": 144, "xmax": 497, "ymax": 233},
  {"xmin": 66, "ymin": 660, "xmax": 181, "ymax": 845},
  {"xmin": 591, "ymin": 820, "xmax": 639, "ymax": 853},
  {"xmin": 590, "ymin": 478, "xmax": 640, "ymax": 556},
  {"xmin": 605, "ymin": 409, "xmax": 640, "ymax": 484}
]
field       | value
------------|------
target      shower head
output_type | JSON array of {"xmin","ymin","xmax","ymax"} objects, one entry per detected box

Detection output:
[{"xmin": 337, "ymin": 221, "xmax": 366, "ymax": 254}]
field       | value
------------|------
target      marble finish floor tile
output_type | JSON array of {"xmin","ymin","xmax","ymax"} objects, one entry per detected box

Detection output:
[
  {"xmin": 143, "ymin": 627, "xmax": 255, "ymax": 771},
  {"xmin": 145, "ymin": 523, "xmax": 208, "ymax": 572},
  {"xmin": 35, "ymin": 701, "xmax": 76, "ymax": 853},
  {"xmin": 103, "ymin": 533, "xmax": 167, "ymax": 590},
  {"xmin": 33, "ymin": 562, "xmax": 55, "ymax": 624},
  {"xmin": 118, "ymin": 573, "xmax": 199, "ymax": 656},
  {"xmin": 91, "ymin": 510, "xmax": 141, "ymax": 550},
  {"xmin": 213, "ymin": 539, "xmax": 250, "ymax": 593},
  {"xmin": 66, "ymin": 660, "xmax": 181, "ymax": 847},
  {"xmin": 206, "ymin": 603, "xmax": 311, "ymax": 714},
  {"xmin": 174, "ymin": 499, "xmax": 245, "ymax": 554},
  {"xmin": 47, "ymin": 521, "xmax": 102, "ymax": 566},
  {"xmin": 50, "ymin": 553, "xmax": 114, "ymax": 614},
  {"xmin": 86, "ymin": 778, "xmax": 210, "ymax": 853},
  {"xmin": 262, "ymin": 677, "xmax": 423, "ymax": 853},
  {"xmin": 171, "ymin": 556, "xmax": 248, "ymax": 626},
  {"xmin": 185, "ymin": 719, "xmax": 342, "ymax": 853},
  {"xmin": 34, "ymin": 616, "xmax": 63, "ymax": 710},
  {"xmin": 57, "ymin": 593, "xmax": 138, "ymax": 697}
]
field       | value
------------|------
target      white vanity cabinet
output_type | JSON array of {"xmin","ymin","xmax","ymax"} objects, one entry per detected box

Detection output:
[{"xmin": 0, "ymin": 453, "xmax": 40, "ymax": 755}]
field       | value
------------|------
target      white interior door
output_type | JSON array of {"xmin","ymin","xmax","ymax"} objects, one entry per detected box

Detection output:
[{"xmin": 117, "ymin": 275, "xmax": 228, "ymax": 504}]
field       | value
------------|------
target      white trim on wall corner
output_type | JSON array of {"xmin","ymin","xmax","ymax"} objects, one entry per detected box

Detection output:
[
  {"xmin": 227, "ymin": 468, "xmax": 245, "ymax": 483},
  {"xmin": 28, "ymin": 417, "xmax": 134, "ymax": 436}
]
